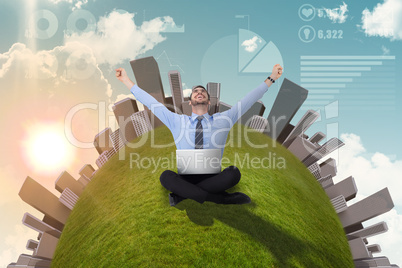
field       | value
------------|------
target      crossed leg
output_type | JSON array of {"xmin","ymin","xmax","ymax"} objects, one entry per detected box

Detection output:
[{"xmin": 159, "ymin": 166, "xmax": 241, "ymax": 204}]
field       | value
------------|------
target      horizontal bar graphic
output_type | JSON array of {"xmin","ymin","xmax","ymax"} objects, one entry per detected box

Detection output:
[
  {"xmin": 301, "ymin": 61, "xmax": 383, "ymax": 65},
  {"xmin": 302, "ymin": 84, "xmax": 346, "ymax": 88},
  {"xmin": 301, "ymin": 78, "xmax": 353, "ymax": 83},
  {"xmin": 308, "ymin": 95, "xmax": 335, "ymax": 99},
  {"xmin": 304, "ymin": 101, "xmax": 331, "ymax": 104},
  {"xmin": 308, "ymin": 90, "xmax": 340, "ymax": 93},
  {"xmin": 301, "ymin": 67, "xmax": 372, "ymax": 71},
  {"xmin": 340, "ymin": 94, "xmax": 395, "ymax": 100},
  {"xmin": 300, "ymin": 72, "xmax": 362, "ymax": 77},
  {"xmin": 300, "ymin": 56, "xmax": 396, "ymax": 60},
  {"xmin": 337, "ymin": 101, "xmax": 395, "ymax": 105}
]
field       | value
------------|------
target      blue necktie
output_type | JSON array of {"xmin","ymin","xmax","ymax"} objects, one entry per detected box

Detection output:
[{"xmin": 195, "ymin": 116, "xmax": 203, "ymax": 149}]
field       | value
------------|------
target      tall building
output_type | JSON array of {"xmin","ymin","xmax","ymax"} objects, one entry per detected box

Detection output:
[
  {"xmin": 168, "ymin": 70, "xmax": 184, "ymax": 114},
  {"xmin": 247, "ymin": 115, "xmax": 268, "ymax": 133},
  {"xmin": 78, "ymin": 164, "xmax": 95, "ymax": 179},
  {"xmin": 55, "ymin": 171, "xmax": 83, "ymax": 197},
  {"xmin": 112, "ymin": 98, "xmax": 139, "ymax": 143},
  {"xmin": 302, "ymin": 137, "xmax": 344, "ymax": 167},
  {"xmin": 131, "ymin": 110, "xmax": 153, "ymax": 137},
  {"xmin": 238, "ymin": 100, "xmax": 265, "ymax": 125},
  {"xmin": 325, "ymin": 176, "xmax": 357, "ymax": 201},
  {"xmin": 264, "ymin": 78, "xmax": 308, "ymax": 140},
  {"xmin": 218, "ymin": 101, "xmax": 232, "ymax": 113},
  {"xmin": 93, "ymin": 128, "xmax": 113, "ymax": 155},
  {"xmin": 339, "ymin": 188, "xmax": 394, "ymax": 233},
  {"xmin": 346, "ymin": 221, "xmax": 388, "ymax": 241},
  {"xmin": 19, "ymin": 177, "xmax": 71, "ymax": 226},
  {"xmin": 310, "ymin": 131, "xmax": 326, "ymax": 144},
  {"xmin": 22, "ymin": 212, "xmax": 62, "ymax": 239},
  {"xmin": 130, "ymin": 56, "xmax": 166, "ymax": 128},
  {"xmin": 164, "ymin": 96, "xmax": 175, "ymax": 113},
  {"xmin": 95, "ymin": 149, "xmax": 115, "ymax": 169},
  {"xmin": 207, "ymin": 82, "xmax": 220, "ymax": 115},
  {"xmin": 182, "ymin": 100, "xmax": 192, "ymax": 116},
  {"xmin": 282, "ymin": 109, "xmax": 320, "ymax": 148},
  {"xmin": 110, "ymin": 129, "xmax": 125, "ymax": 152}
]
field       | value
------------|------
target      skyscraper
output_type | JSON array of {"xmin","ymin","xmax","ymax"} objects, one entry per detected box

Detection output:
[
  {"xmin": 282, "ymin": 109, "xmax": 320, "ymax": 148},
  {"xmin": 168, "ymin": 70, "xmax": 184, "ymax": 114},
  {"xmin": 207, "ymin": 82, "xmax": 220, "ymax": 115},
  {"xmin": 93, "ymin": 128, "xmax": 113, "ymax": 155},
  {"xmin": 110, "ymin": 129, "xmax": 125, "ymax": 152},
  {"xmin": 164, "ymin": 96, "xmax": 175, "ymax": 113},
  {"xmin": 238, "ymin": 100, "xmax": 265, "ymax": 126},
  {"xmin": 302, "ymin": 137, "xmax": 344, "ymax": 167},
  {"xmin": 218, "ymin": 101, "xmax": 232, "ymax": 113},
  {"xmin": 112, "ymin": 98, "xmax": 139, "ymax": 143},
  {"xmin": 247, "ymin": 115, "xmax": 268, "ymax": 133},
  {"xmin": 55, "ymin": 171, "xmax": 83, "ymax": 197},
  {"xmin": 19, "ymin": 177, "xmax": 71, "ymax": 226},
  {"xmin": 264, "ymin": 78, "xmax": 308, "ymax": 140},
  {"xmin": 130, "ymin": 56, "xmax": 166, "ymax": 128},
  {"xmin": 182, "ymin": 100, "xmax": 192, "ymax": 116},
  {"xmin": 130, "ymin": 110, "xmax": 153, "ymax": 137}
]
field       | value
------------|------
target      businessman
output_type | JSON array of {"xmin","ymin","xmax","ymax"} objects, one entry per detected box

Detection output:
[{"xmin": 116, "ymin": 63, "xmax": 283, "ymax": 206}]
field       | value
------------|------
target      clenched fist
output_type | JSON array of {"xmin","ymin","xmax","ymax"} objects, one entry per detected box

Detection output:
[
  {"xmin": 270, "ymin": 64, "xmax": 283, "ymax": 81},
  {"xmin": 115, "ymin": 67, "xmax": 135, "ymax": 89}
]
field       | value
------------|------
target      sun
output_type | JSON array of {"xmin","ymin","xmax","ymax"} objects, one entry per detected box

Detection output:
[{"xmin": 22, "ymin": 122, "xmax": 74, "ymax": 174}]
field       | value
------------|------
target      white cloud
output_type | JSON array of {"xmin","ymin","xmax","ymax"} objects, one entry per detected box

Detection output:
[
  {"xmin": 364, "ymin": 209, "xmax": 402, "ymax": 266},
  {"xmin": 323, "ymin": 2, "xmax": 348, "ymax": 23},
  {"xmin": 323, "ymin": 133, "xmax": 402, "ymax": 266},
  {"xmin": 0, "ymin": 41, "xmax": 115, "ymax": 99},
  {"xmin": 360, "ymin": 0, "xmax": 402, "ymax": 40},
  {"xmin": 47, "ymin": 0, "xmax": 88, "ymax": 10},
  {"xmin": 241, "ymin": 36, "xmax": 262, "ymax": 53},
  {"xmin": 0, "ymin": 43, "xmax": 58, "ymax": 79},
  {"xmin": 65, "ymin": 11, "xmax": 176, "ymax": 66},
  {"xmin": 183, "ymin": 88, "xmax": 192, "ymax": 99},
  {"xmin": 328, "ymin": 133, "xmax": 402, "ymax": 205}
]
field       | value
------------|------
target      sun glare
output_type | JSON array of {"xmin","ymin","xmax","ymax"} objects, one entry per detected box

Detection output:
[{"xmin": 22, "ymin": 122, "xmax": 74, "ymax": 174}]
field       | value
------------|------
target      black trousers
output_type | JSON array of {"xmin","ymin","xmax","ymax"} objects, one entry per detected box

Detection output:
[{"xmin": 159, "ymin": 166, "xmax": 241, "ymax": 203}]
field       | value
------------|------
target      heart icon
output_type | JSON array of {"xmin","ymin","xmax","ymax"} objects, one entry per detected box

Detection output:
[{"xmin": 302, "ymin": 8, "xmax": 313, "ymax": 18}]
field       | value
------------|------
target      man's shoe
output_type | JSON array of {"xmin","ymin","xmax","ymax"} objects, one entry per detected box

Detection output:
[
  {"xmin": 221, "ymin": 192, "xmax": 251, "ymax": 205},
  {"xmin": 168, "ymin": 193, "xmax": 185, "ymax": 206}
]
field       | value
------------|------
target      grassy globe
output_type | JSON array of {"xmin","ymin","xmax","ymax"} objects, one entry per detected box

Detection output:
[{"xmin": 52, "ymin": 125, "xmax": 353, "ymax": 267}]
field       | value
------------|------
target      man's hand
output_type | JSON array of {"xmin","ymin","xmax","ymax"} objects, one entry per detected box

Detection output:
[
  {"xmin": 270, "ymin": 64, "xmax": 283, "ymax": 81},
  {"xmin": 264, "ymin": 64, "xmax": 283, "ymax": 87},
  {"xmin": 116, "ymin": 67, "xmax": 135, "ymax": 89}
]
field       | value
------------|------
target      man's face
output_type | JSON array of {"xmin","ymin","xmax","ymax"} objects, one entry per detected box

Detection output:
[{"xmin": 190, "ymin": 87, "xmax": 209, "ymax": 106}]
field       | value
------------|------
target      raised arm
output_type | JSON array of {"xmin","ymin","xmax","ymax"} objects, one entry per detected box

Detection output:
[
  {"xmin": 115, "ymin": 67, "xmax": 177, "ymax": 129},
  {"xmin": 223, "ymin": 64, "xmax": 283, "ymax": 123}
]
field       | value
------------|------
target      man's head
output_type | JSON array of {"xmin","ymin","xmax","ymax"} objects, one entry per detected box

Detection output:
[{"xmin": 189, "ymin": 85, "xmax": 210, "ymax": 106}]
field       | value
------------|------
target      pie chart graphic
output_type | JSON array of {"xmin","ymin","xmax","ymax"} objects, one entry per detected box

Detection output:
[
  {"xmin": 238, "ymin": 29, "xmax": 284, "ymax": 73},
  {"xmin": 200, "ymin": 29, "xmax": 284, "ymax": 111}
]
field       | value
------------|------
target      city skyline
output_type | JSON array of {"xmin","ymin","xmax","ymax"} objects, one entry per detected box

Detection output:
[{"xmin": 1, "ymin": 0, "xmax": 401, "ymax": 266}]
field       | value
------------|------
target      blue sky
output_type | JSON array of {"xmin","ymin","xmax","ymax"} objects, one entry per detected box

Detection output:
[{"xmin": 0, "ymin": 0, "xmax": 401, "ymax": 266}]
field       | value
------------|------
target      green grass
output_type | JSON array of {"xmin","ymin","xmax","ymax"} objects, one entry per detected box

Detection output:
[{"xmin": 52, "ymin": 125, "xmax": 353, "ymax": 267}]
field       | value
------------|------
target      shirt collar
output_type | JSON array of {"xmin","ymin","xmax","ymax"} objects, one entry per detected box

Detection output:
[{"xmin": 190, "ymin": 112, "xmax": 210, "ymax": 122}]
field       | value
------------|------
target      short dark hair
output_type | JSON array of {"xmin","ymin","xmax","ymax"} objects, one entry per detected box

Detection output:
[{"xmin": 189, "ymin": 85, "xmax": 210, "ymax": 100}]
